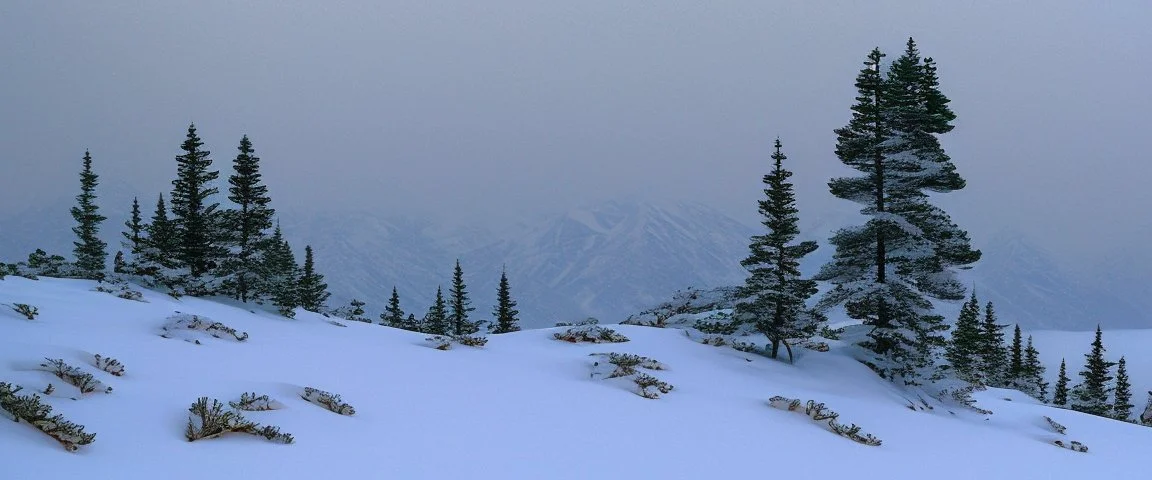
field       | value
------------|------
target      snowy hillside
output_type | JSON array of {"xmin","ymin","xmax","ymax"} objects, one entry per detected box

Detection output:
[{"xmin": 2, "ymin": 277, "xmax": 1150, "ymax": 479}]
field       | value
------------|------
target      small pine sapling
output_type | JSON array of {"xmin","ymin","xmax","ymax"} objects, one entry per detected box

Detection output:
[
  {"xmin": 229, "ymin": 392, "xmax": 283, "ymax": 411},
  {"xmin": 0, "ymin": 382, "xmax": 96, "ymax": 451},
  {"xmin": 93, "ymin": 354, "xmax": 125, "ymax": 376},
  {"xmin": 40, "ymin": 358, "xmax": 112, "ymax": 394},
  {"xmin": 43, "ymin": 384, "xmax": 55, "ymax": 395},
  {"xmin": 454, "ymin": 334, "xmax": 489, "ymax": 347},
  {"xmin": 184, "ymin": 397, "xmax": 293, "ymax": 444},
  {"xmin": 301, "ymin": 387, "xmax": 355, "ymax": 415}
]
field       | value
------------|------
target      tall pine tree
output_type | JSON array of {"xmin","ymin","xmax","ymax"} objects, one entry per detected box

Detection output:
[
  {"xmin": 120, "ymin": 196, "xmax": 144, "ymax": 273},
  {"xmin": 1071, "ymin": 325, "xmax": 1116, "ymax": 416},
  {"xmin": 1052, "ymin": 358, "xmax": 1070, "ymax": 407},
  {"xmin": 979, "ymin": 303, "xmax": 1008, "ymax": 385},
  {"xmin": 449, "ymin": 260, "xmax": 477, "ymax": 335},
  {"xmin": 222, "ymin": 135, "xmax": 275, "ymax": 302},
  {"xmin": 261, "ymin": 225, "xmax": 299, "ymax": 318},
  {"xmin": 70, "ymin": 150, "xmax": 107, "ymax": 279},
  {"xmin": 1007, "ymin": 323, "xmax": 1024, "ymax": 385},
  {"xmin": 490, "ymin": 268, "xmax": 521, "ymax": 334},
  {"xmin": 169, "ymin": 124, "xmax": 225, "ymax": 282},
  {"xmin": 424, "ymin": 286, "xmax": 449, "ymax": 335},
  {"xmin": 1017, "ymin": 336, "xmax": 1048, "ymax": 401},
  {"xmin": 816, "ymin": 39, "xmax": 979, "ymax": 382},
  {"xmin": 137, "ymin": 194, "xmax": 179, "ymax": 284},
  {"xmin": 945, "ymin": 292, "xmax": 983, "ymax": 383},
  {"xmin": 296, "ymin": 245, "xmax": 330, "ymax": 312},
  {"xmin": 733, "ymin": 139, "xmax": 823, "ymax": 363},
  {"xmin": 381, "ymin": 287, "xmax": 407, "ymax": 328},
  {"xmin": 1113, "ymin": 356, "xmax": 1133, "ymax": 421}
]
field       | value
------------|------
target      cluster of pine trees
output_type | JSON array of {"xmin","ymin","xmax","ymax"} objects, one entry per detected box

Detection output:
[{"xmin": 363, "ymin": 261, "xmax": 521, "ymax": 335}]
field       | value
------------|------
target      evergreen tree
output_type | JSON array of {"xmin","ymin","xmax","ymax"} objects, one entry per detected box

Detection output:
[
  {"xmin": 979, "ymin": 303, "xmax": 1008, "ymax": 385},
  {"xmin": 424, "ymin": 286, "xmax": 449, "ymax": 335},
  {"xmin": 381, "ymin": 287, "xmax": 407, "ymax": 328},
  {"xmin": 137, "ymin": 194, "xmax": 179, "ymax": 284},
  {"xmin": 113, "ymin": 251, "xmax": 126, "ymax": 274},
  {"xmin": 490, "ymin": 268, "xmax": 521, "ymax": 334},
  {"xmin": 221, "ymin": 135, "xmax": 275, "ymax": 302},
  {"xmin": 1113, "ymin": 356, "xmax": 1133, "ymax": 421},
  {"xmin": 816, "ymin": 40, "xmax": 979, "ymax": 383},
  {"xmin": 296, "ymin": 245, "xmax": 329, "ymax": 312},
  {"xmin": 1007, "ymin": 323, "xmax": 1024, "ymax": 384},
  {"xmin": 733, "ymin": 139, "xmax": 823, "ymax": 363},
  {"xmin": 169, "ymin": 123, "xmax": 225, "ymax": 281},
  {"xmin": 1017, "ymin": 336, "xmax": 1048, "ymax": 401},
  {"xmin": 945, "ymin": 292, "xmax": 983, "ymax": 383},
  {"xmin": 1052, "ymin": 358, "xmax": 1070, "ymax": 407},
  {"xmin": 120, "ymin": 197, "xmax": 144, "ymax": 272},
  {"xmin": 448, "ymin": 260, "xmax": 477, "ymax": 335},
  {"xmin": 261, "ymin": 226, "xmax": 299, "ymax": 318},
  {"xmin": 70, "ymin": 150, "xmax": 107, "ymax": 278},
  {"xmin": 1071, "ymin": 326, "xmax": 1116, "ymax": 416}
]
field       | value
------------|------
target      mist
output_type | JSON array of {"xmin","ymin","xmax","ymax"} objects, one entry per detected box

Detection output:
[{"xmin": 1, "ymin": 1, "xmax": 1149, "ymax": 267}]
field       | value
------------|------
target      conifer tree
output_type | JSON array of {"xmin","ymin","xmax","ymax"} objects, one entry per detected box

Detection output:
[
  {"xmin": 448, "ymin": 260, "xmax": 477, "ymax": 335},
  {"xmin": 945, "ymin": 293, "xmax": 983, "ymax": 383},
  {"xmin": 1007, "ymin": 323, "xmax": 1024, "ymax": 384},
  {"xmin": 1071, "ymin": 326, "xmax": 1116, "ymax": 416},
  {"xmin": 296, "ymin": 245, "xmax": 330, "ymax": 312},
  {"xmin": 169, "ymin": 123, "xmax": 225, "ymax": 281},
  {"xmin": 490, "ymin": 268, "xmax": 521, "ymax": 334},
  {"xmin": 70, "ymin": 150, "xmax": 107, "ymax": 279},
  {"xmin": 1052, "ymin": 358, "xmax": 1070, "ymax": 407},
  {"xmin": 1017, "ymin": 336, "xmax": 1048, "ymax": 401},
  {"xmin": 137, "ymin": 194, "xmax": 179, "ymax": 283},
  {"xmin": 816, "ymin": 39, "xmax": 979, "ymax": 382},
  {"xmin": 381, "ymin": 287, "xmax": 406, "ymax": 328},
  {"xmin": 261, "ymin": 226, "xmax": 299, "ymax": 318},
  {"xmin": 1113, "ymin": 356, "xmax": 1133, "ymax": 421},
  {"xmin": 120, "ymin": 197, "xmax": 144, "ymax": 272},
  {"xmin": 221, "ymin": 135, "xmax": 275, "ymax": 302},
  {"xmin": 733, "ymin": 139, "xmax": 823, "ymax": 363},
  {"xmin": 979, "ymin": 303, "xmax": 1008, "ymax": 385},
  {"xmin": 424, "ymin": 286, "xmax": 448, "ymax": 335}
]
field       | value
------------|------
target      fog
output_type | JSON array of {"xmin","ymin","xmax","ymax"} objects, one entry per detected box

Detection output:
[{"xmin": 1, "ymin": 1, "xmax": 1149, "ymax": 266}]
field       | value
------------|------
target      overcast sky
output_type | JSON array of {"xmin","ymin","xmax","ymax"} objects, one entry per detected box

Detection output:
[{"xmin": 1, "ymin": 1, "xmax": 1149, "ymax": 263}]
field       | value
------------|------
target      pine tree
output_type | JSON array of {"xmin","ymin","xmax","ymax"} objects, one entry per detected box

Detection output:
[
  {"xmin": 733, "ymin": 139, "xmax": 823, "ymax": 363},
  {"xmin": 1007, "ymin": 323, "xmax": 1024, "ymax": 385},
  {"xmin": 381, "ymin": 287, "xmax": 406, "ymax": 328},
  {"xmin": 1071, "ymin": 326, "xmax": 1116, "ymax": 416},
  {"xmin": 424, "ymin": 286, "xmax": 448, "ymax": 335},
  {"xmin": 1113, "ymin": 356, "xmax": 1133, "ymax": 421},
  {"xmin": 945, "ymin": 292, "xmax": 983, "ymax": 383},
  {"xmin": 816, "ymin": 40, "xmax": 979, "ymax": 383},
  {"xmin": 70, "ymin": 150, "xmax": 107, "ymax": 279},
  {"xmin": 1017, "ymin": 336, "xmax": 1048, "ymax": 401},
  {"xmin": 221, "ymin": 135, "xmax": 275, "ymax": 302},
  {"xmin": 1053, "ymin": 358, "xmax": 1070, "ymax": 407},
  {"xmin": 137, "ymin": 194, "xmax": 179, "ymax": 284},
  {"xmin": 490, "ymin": 268, "xmax": 521, "ymax": 334},
  {"xmin": 296, "ymin": 245, "xmax": 329, "ymax": 312},
  {"xmin": 979, "ymin": 303, "xmax": 1008, "ymax": 386},
  {"xmin": 448, "ymin": 260, "xmax": 477, "ymax": 335},
  {"xmin": 261, "ymin": 226, "xmax": 299, "ymax": 318},
  {"xmin": 169, "ymin": 123, "xmax": 225, "ymax": 281},
  {"xmin": 120, "ymin": 197, "xmax": 144, "ymax": 272}
]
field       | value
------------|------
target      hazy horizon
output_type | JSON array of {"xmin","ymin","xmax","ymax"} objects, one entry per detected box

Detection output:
[{"xmin": 2, "ymin": 1, "xmax": 1150, "ymax": 268}]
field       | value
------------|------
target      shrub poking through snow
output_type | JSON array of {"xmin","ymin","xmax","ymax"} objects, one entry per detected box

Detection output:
[
  {"xmin": 800, "ymin": 341, "xmax": 831, "ymax": 352},
  {"xmin": 1044, "ymin": 416, "xmax": 1067, "ymax": 435},
  {"xmin": 43, "ymin": 384, "xmax": 55, "ymax": 395},
  {"xmin": 425, "ymin": 334, "xmax": 489, "ymax": 350},
  {"xmin": 426, "ymin": 335, "xmax": 453, "ymax": 350},
  {"xmin": 455, "ymin": 334, "xmax": 489, "ymax": 347},
  {"xmin": 633, "ymin": 372, "xmax": 674, "ymax": 399},
  {"xmin": 301, "ymin": 387, "xmax": 355, "ymax": 415},
  {"xmin": 93, "ymin": 354, "xmax": 125, "ymax": 377},
  {"xmin": 1053, "ymin": 440, "xmax": 1089, "ymax": 453},
  {"xmin": 9, "ymin": 303, "xmax": 38, "ymax": 320},
  {"xmin": 731, "ymin": 341, "xmax": 759, "ymax": 354},
  {"xmin": 184, "ymin": 397, "xmax": 294, "ymax": 444},
  {"xmin": 0, "ymin": 382, "xmax": 96, "ymax": 452},
  {"xmin": 554, "ymin": 323, "xmax": 629, "ymax": 344},
  {"xmin": 229, "ymin": 392, "xmax": 283, "ymax": 411},
  {"xmin": 40, "ymin": 358, "xmax": 111, "ymax": 394},
  {"xmin": 819, "ymin": 325, "xmax": 844, "ymax": 340},
  {"xmin": 1140, "ymin": 391, "xmax": 1152, "ymax": 426},
  {"xmin": 160, "ymin": 313, "xmax": 249, "ymax": 343},
  {"xmin": 92, "ymin": 280, "xmax": 145, "ymax": 302},
  {"xmin": 768, "ymin": 396, "xmax": 882, "ymax": 446},
  {"xmin": 589, "ymin": 353, "xmax": 673, "ymax": 399},
  {"xmin": 699, "ymin": 335, "xmax": 728, "ymax": 347}
]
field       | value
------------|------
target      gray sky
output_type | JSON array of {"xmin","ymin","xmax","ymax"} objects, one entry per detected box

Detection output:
[{"xmin": 1, "ymin": 1, "xmax": 1149, "ymax": 264}]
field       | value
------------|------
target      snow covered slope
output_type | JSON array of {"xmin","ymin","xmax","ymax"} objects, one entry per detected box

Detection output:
[{"xmin": 2, "ymin": 277, "xmax": 1148, "ymax": 479}]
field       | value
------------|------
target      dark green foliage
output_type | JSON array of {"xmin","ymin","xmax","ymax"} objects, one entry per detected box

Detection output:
[
  {"xmin": 40, "ymin": 358, "xmax": 112, "ymax": 394},
  {"xmin": 0, "ymin": 382, "xmax": 96, "ymax": 451},
  {"xmin": 221, "ymin": 135, "xmax": 276, "ymax": 302},
  {"xmin": 1017, "ymin": 336, "xmax": 1048, "ymax": 401},
  {"xmin": 381, "ymin": 287, "xmax": 407, "ymax": 328},
  {"xmin": 1071, "ymin": 326, "xmax": 1116, "ymax": 416},
  {"xmin": 979, "ymin": 303, "xmax": 1009, "ymax": 386},
  {"xmin": 1007, "ymin": 323, "xmax": 1024, "ymax": 385},
  {"xmin": 423, "ymin": 286, "xmax": 449, "ymax": 335},
  {"xmin": 169, "ymin": 124, "xmax": 225, "ymax": 280},
  {"xmin": 122, "ymin": 196, "xmax": 144, "ymax": 259},
  {"xmin": 93, "ymin": 354, "xmax": 125, "ymax": 376},
  {"xmin": 1053, "ymin": 358, "xmax": 1070, "ymax": 407},
  {"xmin": 336, "ymin": 298, "xmax": 369, "ymax": 322},
  {"xmin": 945, "ymin": 293, "xmax": 983, "ymax": 383},
  {"xmin": 136, "ymin": 194, "xmax": 180, "ymax": 285},
  {"xmin": 816, "ymin": 40, "xmax": 978, "ymax": 382},
  {"xmin": 185, "ymin": 397, "xmax": 293, "ymax": 443},
  {"xmin": 70, "ymin": 150, "xmax": 107, "ymax": 278},
  {"xmin": 733, "ymin": 139, "xmax": 823, "ymax": 363},
  {"xmin": 490, "ymin": 268, "xmax": 521, "ymax": 334},
  {"xmin": 449, "ymin": 260, "xmax": 478, "ymax": 335},
  {"xmin": 297, "ymin": 245, "xmax": 330, "ymax": 312},
  {"xmin": 21, "ymin": 249, "xmax": 70, "ymax": 278},
  {"xmin": 1113, "ymin": 357, "xmax": 1133, "ymax": 421},
  {"xmin": 260, "ymin": 226, "xmax": 299, "ymax": 317}
]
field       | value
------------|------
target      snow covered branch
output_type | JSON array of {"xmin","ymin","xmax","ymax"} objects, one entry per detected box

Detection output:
[
  {"xmin": 40, "ymin": 358, "xmax": 112, "ymax": 395},
  {"xmin": 768, "ymin": 396, "xmax": 882, "ymax": 446},
  {"xmin": 554, "ymin": 323, "xmax": 629, "ymax": 344},
  {"xmin": 0, "ymin": 382, "xmax": 96, "ymax": 452},
  {"xmin": 93, "ymin": 354, "xmax": 125, "ymax": 377},
  {"xmin": 184, "ymin": 397, "xmax": 294, "ymax": 444},
  {"xmin": 160, "ymin": 313, "xmax": 249, "ymax": 344},
  {"xmin": 229, "ymin": 392, "xmax": 283, "ymax": 411},
  {"xmin": 7, "ymin": 303, "xmax": 38, "ymax": 320},
  {"xmin": 424, "ymin": 334, "xmax": 489, "ymax": 350},
  {"xmin": 589, "ymin": 353, "xmax": 674, "ymax": 399},
  {"xmin": 301, "ymin": 387, "xmax": 356, "ymax": 416}
]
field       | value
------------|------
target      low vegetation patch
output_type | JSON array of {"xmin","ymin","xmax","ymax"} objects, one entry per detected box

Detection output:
[
  {"xmin": 768, "ymin": 396, "xmax": 882, "ymax": 447},
  {"xmin": 40, "ymin": 358, "xmax": 112, "ymax": 395},
  {"xmin": 424, "ymin": 334, "xmax": 489, "ymax": 350},
  {"xmin": 7, "ymin": 303, "xmax": 39, "ymax": 320},
  {"xmin": 1053, "ymin": 439, "xmax": 1089, "ymax": 453},
  {"xmin": 554, "ymin": 321, "xmax": 629, "ymax": 344},
  {"xmin": 589, "ymin": 353, "xmax": 674, "ymax": 399},
  {"xmin": 93, "ymin": 354, "xmax": 125, "ymax": 376},
  {"xmin": 184, "ymin": 397, "xmax": 293, "ymax": 444},
  {"xmin": 229, "ymin": 392, "xmax": 284, "ymax": 411},
  {"xmin": 0, "ymin": 382, "xmax": 96, "ymax": 452},
  {"xmin": 92, "ymin": 280, "xmax": 145, "ymax": 302},
  {"xmin": 1044, "ymin": 416, "xmax": 1067, "ymax": 435},
  {"xmin": 160, "ymin": 313, "xmax": 249, "ymax": 344},
  {"xmin": 301, "ymin": 387, "xmax": 355, "ymax": 416}
]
